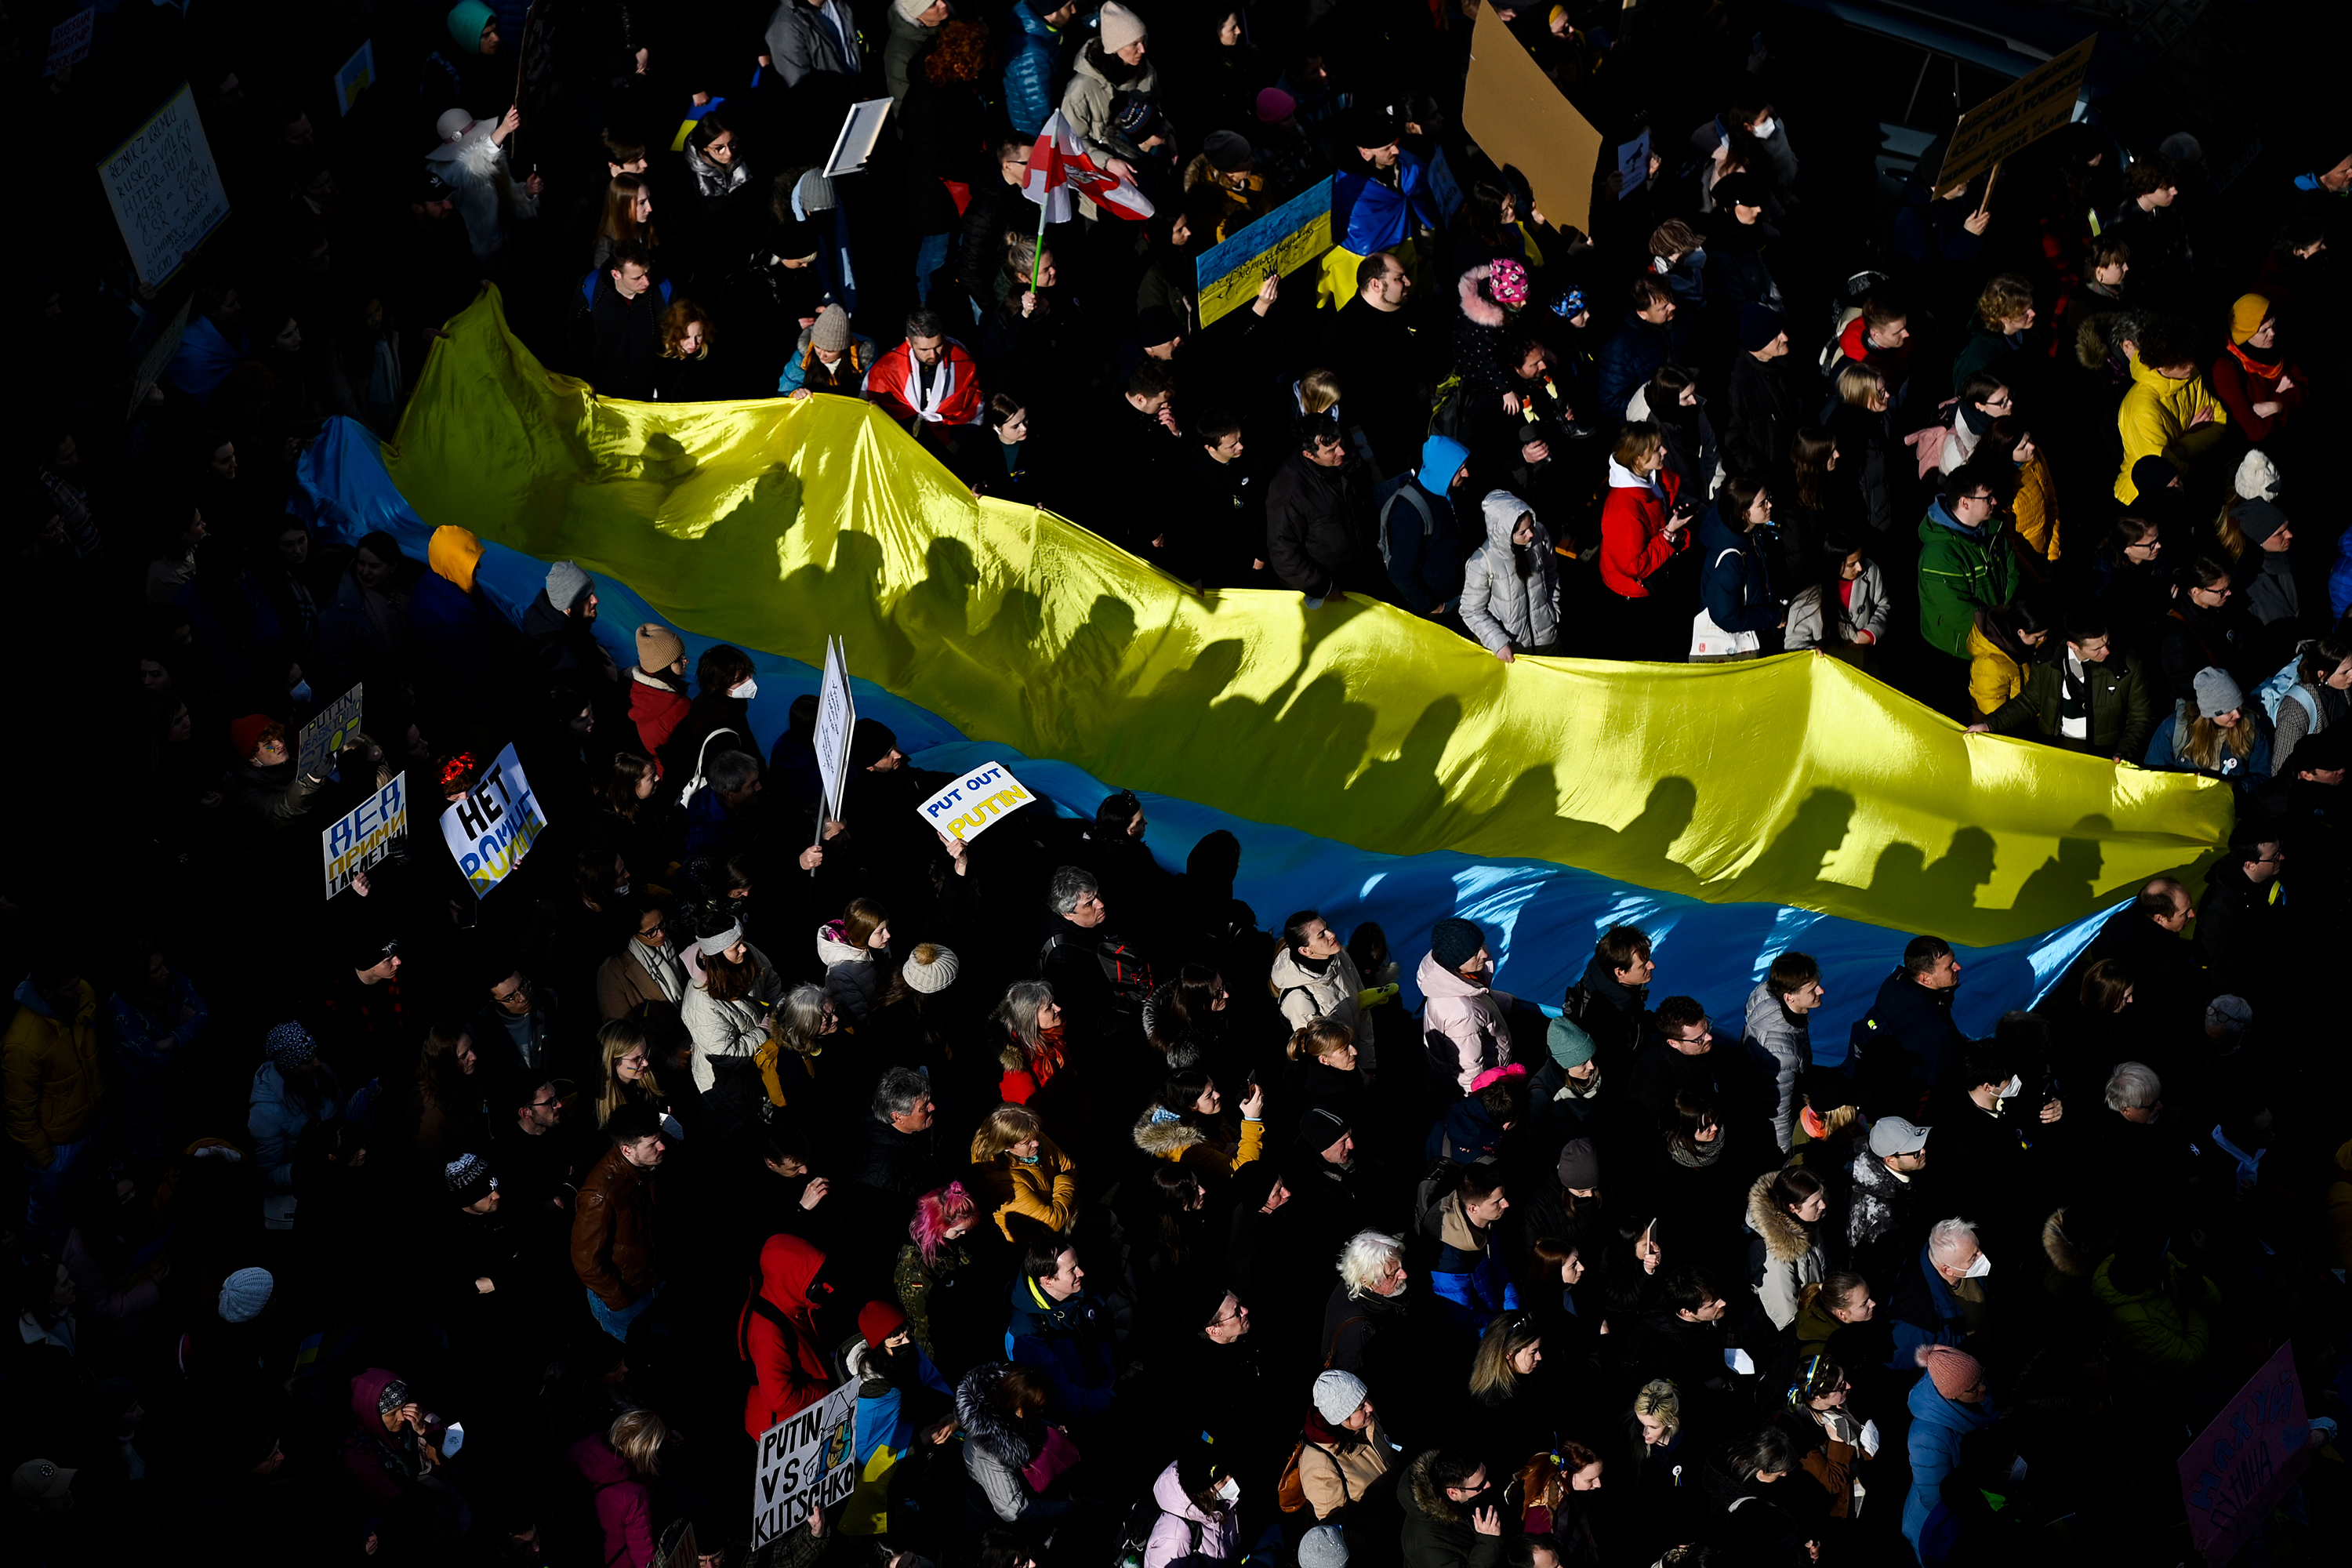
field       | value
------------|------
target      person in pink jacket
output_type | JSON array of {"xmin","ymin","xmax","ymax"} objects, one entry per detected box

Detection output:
[
  {"xmin": 568, "ymin": 1409, "xmax": 667, "ymax": 1568},
  {"xmin": 1143, "ymin": 1446, "xmax": 1243, "ymax": 1568},
  {"xmin": 1417, "ymin": 918, "xmax": 1517, "ymax": 1102}
]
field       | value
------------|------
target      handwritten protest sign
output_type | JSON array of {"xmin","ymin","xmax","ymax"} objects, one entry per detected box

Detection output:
[
  {"xmin": 814, "ymin": 637, "xmax": 855, "ymax": 826},
  {"xmin": 47, "ymin": 7, "xmax": 93, "ymax": 74},
  {"xmin": 299, "ymin": 684, "xmax": 365, "ymax": 777},
  {"xmin": 1196, "ymin": 177, "xmax": 1334, "ymax": 328},
  {"xmin": 439, "ymin": 744, "xmax": 548, "ymax": 898},
  {"xmin": 322, "ymin": 775, "xmax": 408, "ymax": 899},
  {"xmin": 2179, "ymin": 1339, "xmax": 2314, "ymax": 1565},
  {"xmin": 1463, "ymin": 4, "xmax": 1605, "ymax": 237},
  {"xmin": 334, "ymin": 40, "xmax": 376, "ymax": 116},
  {"xmin": 750, "ymin": 1385, "xmax": 857, "ymax": 1548},
  {"xmin": 1933, "ymin": 34, "xmax": 2098, "ymax": 196},
  {"xmin": 98, "ymin": 84, "xmax": 232, "ymax": 289},
  {"xmin": 916, "ymin": 760, "xmax": 1038, "ymax": 844}
]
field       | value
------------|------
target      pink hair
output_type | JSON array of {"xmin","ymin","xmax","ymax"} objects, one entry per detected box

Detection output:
[{"xmin": 909, "ymin": 1181, "xmax": 976, "ymax": 1265}]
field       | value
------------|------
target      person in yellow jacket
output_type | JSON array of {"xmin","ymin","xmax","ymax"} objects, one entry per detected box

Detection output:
[
  {"xmin": 1965, "ymin": 602, "xmax": 2050, "ymax": 717},
  {"xmin": 2091, "ymin": 1233, "xmax": 2223, "ymax": 1421},
  {"xmin": 1131, "ymin": 1068, "xmax": 1265, "ymax": 1177},
  {"xmin": 5, "ymin": 963, "xmax": 106, "ymax": 1247},
  {"xmin": 967, "ymin": 1104, "xmax": 1080, "ymax": 1243},
  {"xmin": 2114, "ymin": 318, "xmax": 2230, "ymax": 502}
]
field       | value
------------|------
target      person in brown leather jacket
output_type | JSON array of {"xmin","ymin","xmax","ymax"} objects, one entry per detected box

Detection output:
[{"xmin": 571, "ymin": 1102, "xmax": 670, "ymax": 1341}]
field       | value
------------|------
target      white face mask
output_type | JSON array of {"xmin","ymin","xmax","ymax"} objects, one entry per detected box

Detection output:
[
  {"xmin": 1214, "ymin": 1477, "xmax": 1240, "ymax": 1505},
  {"xmin": 1752, "ymin": 116, "xmax": 1779, "ymax": 140},
  {"xmin": 1997, "ymin": 1075, "xmax": 2023, "ymax": 1100},
  {"xmin": 1962, "ymin": 1250, "xmax": 1992, "ymax": 1279},
  {"xmin": 730, "ymin": 677, "xmax": 759, "ymax": 699}
]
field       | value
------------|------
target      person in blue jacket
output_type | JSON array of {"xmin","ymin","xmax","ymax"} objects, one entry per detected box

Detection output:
[
  {"xmin": 1904, "ymin": 1343, "xmax": 1998, "ymax": 1555},
  {"xmin": 1693, "ymin": 474, "xmax": 1784, "ymax": 661},
  {"xmin": 1374, "ymin": 434, "xmax": 1471, "ymax": 613},
  {"xmin": 1597, "ymin": 276, "xmax": 1682, "ymax": 417},
  {"xmin": 1851, "ymin": 936, "xmax": 1969, "ymax": 1102},
  {"xmin": 1885, "ymin": 1221, "xmax": 1980, "ymax": 1370},
  {"xmin": 1417, "ymin": 1161, "xmax": 1519, "ymax": 1328},
  {"xmin": 838, "ymin": 1300, "xmax": 956, "ymax": 1537},
  {"xmin": 1002, "ymin": 0, "xmax": 1079, "ymax": 136},
  {"xmin": 2143, "ymin": 667, "xmax": 2273, "ymax": 786},
  {"xmin": 1004, "ymin": 1239, "xmax": 1121, "ymax": 1421}
]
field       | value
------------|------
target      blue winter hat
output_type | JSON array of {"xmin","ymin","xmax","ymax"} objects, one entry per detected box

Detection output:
[
  {"xmin": 1420, "ymin": 434, "xmax": 1469, "ymax": 494},
  {"xmin": 1429, "ymin": 917, "xmax": 1485, "ymax": 971},
  {"xmin": 263, "ymin": 1022, "xmax": 317, "ymax": 1070}
]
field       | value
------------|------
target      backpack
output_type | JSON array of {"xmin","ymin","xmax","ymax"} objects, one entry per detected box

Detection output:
[
  {"xmin": 1374, "ymin": 471, "xmax": 1436, "ymax": 569},
  {"xmin": 676, "ymin": 727, "xmax": 742, "ymax": 813},
  {"xmin": 1276, "ymin": 1436, "xmax": 1346, "ymax": 1513},
  {"xmin": 2253, "ymin": 653, "xmax": 2316, "ymax": 728}
]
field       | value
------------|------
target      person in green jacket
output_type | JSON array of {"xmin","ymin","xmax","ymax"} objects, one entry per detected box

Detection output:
[
  {"xmin": 1976, "ymin": 606, "xmax": 2155, "ymax": 761},
  {"xmin": 1917, "ymin": 463, "xmax": 2019, "ymax": 659}
]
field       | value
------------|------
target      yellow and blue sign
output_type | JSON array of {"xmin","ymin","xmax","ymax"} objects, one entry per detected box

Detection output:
[
  {"xmin": 438, "ymin": 743, "xmax": 546, "ymax": 898},
  {"xmin": 1195, "ymin": 176, "xmax": 1334, "ymax": 327}
]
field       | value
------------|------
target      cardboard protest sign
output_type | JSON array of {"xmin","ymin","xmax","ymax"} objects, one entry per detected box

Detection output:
[
  {"xmin": 299, "ymin": 684, "xmax": 365, "ymax": 777},
  {"xmin": 750, "ymin": 1385, "xmax": 858, "ymax": 1548},
  {"xmin": 1933, "ymin": 34, "xmax": 2098, "ymax": 197},
  {"xmin": 814, "ymin": 637, "xmax": 856, "ymax": 826},
  {"xmin": 1615, "ymin": 129, "xmax": 1651, "ymax": 200},
  {"xmin": 1462, "ymin": 3, "xmax": 1606, "ymax": 238},
  {"xmin": 915, "ymin": 760, "xmax": 1039, "ymax": 844},
  {"xmin": 440, "ymin": 745, "xmax": 548, "ymax": 898},
  {"xmin": 1196, "ymin": 177, "xmax": 1334, "ymax": 328},
  {"xmin": 334, "ymin": 40, "xmax": 376, "ymax": 116},
  {"xmin": 126, "ymin": 296, "xmax": 191, "ymax": 419},
  {"xmin": 2179, "ymin": 1340, "xmax": 2314, "ymax": 1565},
  {"xmin": 47, "ymin": 7, "xmax": 93, "ymax": 74},
  {"xmin": 322, "ymin": 775, "xmax": 408, "ymax": 899},
  {"xmin": 98, "ymin": 84, "xmax": 232, "ymax": 289}
]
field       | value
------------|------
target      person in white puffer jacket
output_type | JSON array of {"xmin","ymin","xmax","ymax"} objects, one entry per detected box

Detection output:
[{"xmin": 1458, "ymin": 491, "xmax": 1561, "ymax": 662}]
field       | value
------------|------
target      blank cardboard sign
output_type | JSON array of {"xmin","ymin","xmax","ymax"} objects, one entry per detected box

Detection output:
[{"xmin": 1461, "ymin": 4, "xmax": 1606, "ymax": 238}]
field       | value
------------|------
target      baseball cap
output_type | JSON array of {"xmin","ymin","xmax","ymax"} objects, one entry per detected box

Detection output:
[{"xmin": 1867, "ymin": 1116, "xmax": 1929, "ymax": 1158}]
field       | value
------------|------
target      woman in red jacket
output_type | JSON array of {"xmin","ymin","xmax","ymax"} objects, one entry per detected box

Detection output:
[
  {"xmin": 739, "ymin": 1233, "xmax": 833, "ymax": 1439},
  {"xmin": 2209, "ymin": 294, "xmax": 2307, "ymax": 446},
  {"xmin": 1598, "ymin": 422, "xmax": 1696, "ymax": 659}
]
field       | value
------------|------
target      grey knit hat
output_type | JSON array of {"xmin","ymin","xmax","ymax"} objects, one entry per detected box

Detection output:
[
  {"xmin": 545, "ymin": 560, "xmax": 592, "ymax": 610},
  {"xmin": 2194, "ymin": 666, "xmax": 2245, "ymax": 720},
  {"xmin": 811, "ymin": 305, "xmax": 853, "ymax": 354},
  {"xmin": 1312, "ymin": 1369, "xmax": 1368, "ymax": 1424},
  {"xmin": 1298, "ymin": 1527, "xmax": 1350, "ymax": 1568}
]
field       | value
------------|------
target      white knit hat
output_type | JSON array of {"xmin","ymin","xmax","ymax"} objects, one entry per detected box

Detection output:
[
  {"xmin": 2236, "ymin": 448, "xmax": 2281, "ymax": 502},
  {"xmin": 1312, "ymin": 1369, "xmax": 1367, "ymax": 1424},
  {"xmin": 1098, "ymin": 2, "xmax": 1147, "ymax": 51}
]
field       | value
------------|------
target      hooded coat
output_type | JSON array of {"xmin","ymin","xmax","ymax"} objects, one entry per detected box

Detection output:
[
  {"xmin": 1143, "ymin": 1459, "xmax": 1241, "ymax": 1568},
  {"xmin": 568, "ymin": 1430, "xmax": 656, "ymax": 1567},
  {"xmin": 1416, "ymin": 950, "xmax": 1515, "ymax": 1099},
  {"xmin": 1004, "ymin": 1272, "xmax": 1120, "ymax": 1419},
  {"xmin": 2090, "ymin": 1252, "xmax": 2222, "ymax": 1379},
  {"xmin": 1782, "ymin": 560, "xmax": 1891, "ymax": 652},
  {"xmin": 341, "ymin": 1367, "xmax": 448, "ymax": 1508},
  {"xmin": 1597, "ymin": 458, "xmax": 1687, "ymax": 598},
  {"xmin": 1271, "ymin": 942, "xmax": 1373, "ymax": 1065},
  {"xmin": 1741, "ymin": 982, "xmax": 1811, "ymax": 1152},
  {"xmin": 1419, "ymin": 1188, "xmax": 1519, "ymax": 1326},
  {"xmin": 1377, "ymin": 437, "xmax": 1468, "ymax": 613},
  {"xmin": 1917, "ymin": 496, "xmax": 2018, "ymax": 658},
  {"xmin": 247, "ymin": 1059, "xmax": 343, "ymax": 1192},
  {"xmin": 740, "ymin": 1233, "xmax": 833, "ymax": 1438},
  {"xmin": 957, "ymin": 1363, "xmax": 1067, "ymax": 1525},
  {"xmin": 1459, "ymin": 492, "xmax": 1560, "ymax": 654},
  {"xmin": 2114, "ymin": 354, "xmax": 2228, "ymax": 502},
  {"xmin": 1695, "ymin": 504, "xmax": 1782, "ymax": 652},
  {"xmin": 1744, "ymin": 1172, "xmax": 1827, "ymax": 1330},
  {"xmin": 1132, "ymin": 1104, "xmax": 1265, "ymax": 1178},
  {"xmin": 1399, "ymin": 1447, "xmax": 1508, "ymax": 1568},
  {"xmin": 5, "ymin": 980, "xmax": 104, "ymax": 1168},
  {"xmin": 1059, "ymin": 41, "xmax": 1160, "ymax": 163},
  {"xmin": 1903, "ymin": 1371, "xmax": 1998, "ymax": 1551}
]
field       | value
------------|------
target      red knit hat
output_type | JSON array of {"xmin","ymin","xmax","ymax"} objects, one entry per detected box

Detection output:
[
  {"xmin": 230, "ymin": 713, "xmax": 278, "ymax": 762},
  {"xmin": 1915, "ymin": 1344, "xmax": 1983, "ymax": 1399},
  {"xmin": 858, "ymin": 1300, "xmax": 909, "ymax": 1348}
]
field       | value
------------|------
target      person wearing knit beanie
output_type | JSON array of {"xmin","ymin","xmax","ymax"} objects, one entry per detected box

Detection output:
[
  {"xmin": 2235, "ymin": 448, "xmax": 2281, "ymax": 502},
  {"xmin": 1298, "ymin": 1107, "xmax": 1352, "ymax": 1160},
  {"xmin": 1298, "ymin": 1526, "xmax": 1349, "ymax": 1568},
  {"xmin": 1312, "ymin": 1369, "xmax": 1368, "ymax": 1424},
  {"xmin": 1739, "ymin": 303, "xmax": 1788, "ymax": 354},
  {"xmin": 2229, "ymin": 293, "xmax": 2272, "ymax": 346},
  {"xmin": 812, "ymin": 304, "xmax": 853, "ymax": 355},
  {"xmin": 1098, "ymin": 2, "xmax": 1146, "ymax": 55},
  {"xmin": 219, "ymin": 1267, "xmax": 275, "ymax": 1324},
  {"xmin": 1255, "ymin": 86, "xmax": 1296, "ymax": 125},
  {"xmin": 1915, "ymin": 1343, "xmax": 1985, "ymax": 1399},
  {"xmin": 858, "ymin": 1300, "xmax": 909, "ymax": 1346},
  {"xmin": 1428, "ymin": 918, "xmax": 1485, "ymax": 973},
  {"xmin": 229, "ymin": 714, "xmax": 281, "ymax": 764},
  {"xmin": 1555, "ymin": 1138, "xmax": 1600, "ymax": 1191},
  {"xmin": 263, "ymin": 1022, "xmax": 318, "ymax": 1070},
  {"xmin": 901, "ymin": 944, "xmax": 960, "ymax": 993},
  {"xmin": 445, "ymin": 1152, "xmax": 499, "ymax": 1210},
  {"xmin": 2194, "ymin": 666, "xmax": 2245, "ymax": 720},
  {"xmin": 635, "ymin": 623, "xmax": 685, "ymax": 674},
  {"xmin": 544, "ymin": 560, "xmax": 593, "ymax": 612}
]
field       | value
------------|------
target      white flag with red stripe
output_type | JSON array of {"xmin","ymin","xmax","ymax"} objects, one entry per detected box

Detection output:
[{"xmin": 1022, "ymin": 110, "xmax": 1156, "ymax": 223}]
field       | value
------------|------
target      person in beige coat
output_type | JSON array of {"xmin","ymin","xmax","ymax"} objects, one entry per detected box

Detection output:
[{"xmin": 1295, "ymin": 1370, "xmax": 1394, "ymax": 1522}]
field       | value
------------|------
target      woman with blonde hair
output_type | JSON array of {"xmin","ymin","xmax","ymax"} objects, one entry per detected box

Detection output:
[
  {"xmin": 593, "ymin": 1017, "xmax": 671, "ymax": 1128},
  {"xmin": 2144, "ymin": 666, "xmax": 2270, "ymax": 783},
  {"xmin": 569, "ymin": 1406, "xmax": 666, "ymax": 1568},
  {"xmin": 967, "ymin": 1104, "xmax": 1078, "ymax": 1242},
  {"xmin": 1622, "ymin": 1378, "xmax": 1694, "ymax": 1554},
  {"xmin": 1285, "ymin": 1016, "xmax": 1365, "ymax": 1124}
]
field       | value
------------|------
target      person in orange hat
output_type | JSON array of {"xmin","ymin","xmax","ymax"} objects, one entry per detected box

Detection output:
[
  {"xmin": 2209, "ymin": 292, "xmax": 2308, "ymax": 443},
  {"xmin": 1904, "ymin": 1341, "xmax": 1997, "ymax": 1551}
]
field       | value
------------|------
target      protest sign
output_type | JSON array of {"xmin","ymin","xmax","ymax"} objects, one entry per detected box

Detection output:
[
  {"xmin": 750, "ymin": 1385, "xmax": 858, "ymax": 1548},
  {"xmin": 321, "ymin": 775, "xmax": 408, "ymax": 899},
  {"xmin": 814, "ymin": 637, "xmax": 856, "ymax": 826},
  {"xmin": 915, "ymin": 760, "xmax": 1039, "ymax": 844},
  {"xmin": 440, "ymin": 744, "xmax": 548, "ymax": 898},
  {"xmin": 1933, "ymin": 34, "xmax": 2098, "ymax": 197},
  {"xmin": 1196, "ymin": 176, "xmax": 1334, "ymax": 328},
  {"xmin": 1462, "ymin": 4, "xmax": 1606, "ymax": 237},
  {"xmin": 824, "ymin": 99, "xmax": 895, "ymax": 177},
  {"xmin": 2179, "ymin": 1339, "xmax": 2314, "ymax": 1565},
  {"xmin": 1615, "ymin": 128, "xmax": 1651, "ymax": 200},
  {"xmin": 334, "ymin": 40, "xmax": 376, "ymax": 116},
  {"xmin": 298, "ymin": 684, "xmax": 365, "ymax": 777},
  {"xmin": 126, "ymin": 296, "xmax": 192, "ymax": 419},
  {"xmin": 1428, "ymin": 147, "xmax": 1465, "ymax": 221},
  {"xmin": 98, "ymin": 84, "xmax": 232, "ymax": 289},
  {"xmin": 47, "ymin": 7, "xmax": 93, "ymax": 74}
]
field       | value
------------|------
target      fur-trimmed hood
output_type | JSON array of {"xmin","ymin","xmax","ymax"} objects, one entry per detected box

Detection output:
[
  {"xmin": 1457, "ymin": 265, "xmax": 1508, "ymax": 328},
  {"xmin": 954, "ymin": 1363, "xmax": 1037, "ymax": 1470},
  {"xmin": 2042, "ymin": 1207, "xmax": 2095, "ymax": 1278},
  {"xmin": 2074, "ymin": 308, "xmax": 2137, "ymax": 369},
  {"xmin": 1133, "ymin": 1105, "xmax": 1205, "ymax": 1157},
  {"xmin": 1745, "ymin": 1171, "xmax": 1815, "ymax": 1264},
  {"xmin": 815, "ymin": 923, "xmax": 866, "ymax": 967},
  {"xmin": 1405, "ymin": 1446, "xmax": 1468, "ymax": 1523}
]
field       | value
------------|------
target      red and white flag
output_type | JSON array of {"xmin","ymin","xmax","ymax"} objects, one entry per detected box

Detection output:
[{"xmin": 1022, "ymin": 110, "xmax": 1156, "ymax": 223}]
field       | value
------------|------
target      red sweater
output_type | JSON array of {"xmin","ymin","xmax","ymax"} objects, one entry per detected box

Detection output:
[
  {"xmin": 2209, "ymin": 347, "xmax": 2307, "ymax": 445},
  {"xmin": 1597, "ymin": 466, "xmax": 1686, "ymax": 597}
]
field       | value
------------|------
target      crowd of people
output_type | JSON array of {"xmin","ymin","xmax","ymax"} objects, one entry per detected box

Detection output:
[{"xmin": 12, "ymin": 1, "xmax": 2352, "ymax": 1566}]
